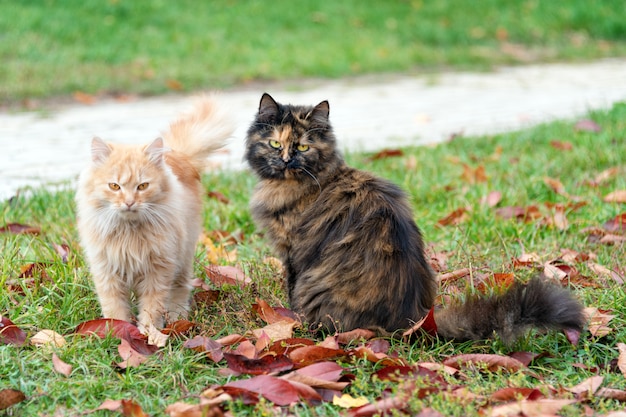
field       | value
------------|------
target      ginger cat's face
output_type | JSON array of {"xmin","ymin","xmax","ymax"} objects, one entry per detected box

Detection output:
[{"xmin": 85, "ymin": 137, "xmax": 170, "ymax": 220}]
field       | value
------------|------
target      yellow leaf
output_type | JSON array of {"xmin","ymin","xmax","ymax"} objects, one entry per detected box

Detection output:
[
  {"xmin": 332, "ymin": 393, "xmax": 370, "ymax": 408},
  {"xmin": 604, "ymin": 190, "xmax": 626, "ymax": 204},
  {"xmin": 30, "ymin": 329, "xmax": 66, "ymax": 347}
]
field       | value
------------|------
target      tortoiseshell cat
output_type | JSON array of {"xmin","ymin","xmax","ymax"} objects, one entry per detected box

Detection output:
[{"xmin": 245, "ymin": 93, "xmax": 584, "ymax": 343}]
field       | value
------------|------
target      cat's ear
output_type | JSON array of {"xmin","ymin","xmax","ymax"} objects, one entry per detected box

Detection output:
[
  {"xmin": 310, "ymin": 100, "xmax": 330, "ymax": 124},
  {"xmin": 91, "ymin": 137, "xmax": 112, "ymax": 164},
  {"xmin": 258, "ymin": 93, "xmax": 279, "ymax": 121},
  {"xmin": 145, "ymin": 137, "xmax": 166, "ymax": 165}
]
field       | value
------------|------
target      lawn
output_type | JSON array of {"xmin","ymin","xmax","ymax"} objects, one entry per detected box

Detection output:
[
  {"xmin": 1, "ymin": 102, "xmax": 625, "ymax": 416},
  {"xmin": 2, "ymin": 0, "xmax": 626, "ymax": 105}
]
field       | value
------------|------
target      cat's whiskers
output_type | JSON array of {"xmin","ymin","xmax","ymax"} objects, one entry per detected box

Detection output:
[{"xmin": 298, "ymin": 166, "xmax": 322, "ymax": 194}]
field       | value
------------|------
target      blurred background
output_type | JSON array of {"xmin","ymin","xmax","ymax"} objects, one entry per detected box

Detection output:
[{"xmin": 2, "ymin": 0, "xmax": 625, "ymax": 107}]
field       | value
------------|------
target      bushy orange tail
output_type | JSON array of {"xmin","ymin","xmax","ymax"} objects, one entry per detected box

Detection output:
[{"xmin": 162, "ymin": 95, "xmax": 234, "ymax": 173}]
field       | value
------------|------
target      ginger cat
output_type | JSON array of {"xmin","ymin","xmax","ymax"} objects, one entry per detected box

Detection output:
[{"xmin": 76, "ymin": 96, "xmax": 233, "ymax": 332}]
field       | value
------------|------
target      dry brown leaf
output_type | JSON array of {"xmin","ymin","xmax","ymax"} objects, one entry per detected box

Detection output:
[
  {"xmin": 565, "ymin": 375, "xmax": 604, "ymax": 398},
  {"xmin": 591, "ymin": 167, "xmax": 620, "ymax": 186},
  {"xmin": 604, "ymin": 190, "xmax": 626, "ymax": 204},
  {"xmin": 117, "ymin": 338, "xmax": 149, "ymax": 369},
  {"xmin": 596, "ymin": 387, "xmax": 626, "ymax": 402},
  {"xmin": 251, "ymin": 321, "xmax": 296, "ymax": 342},
  {"xmin": 488, "ymin": 398, "xmax": 577, "ymax": 417},
  {"xmin": 550, "ymin": 140, "xmax": 573, "ymax": 150},
  {"xmin": 437, "ymin": 268, "xmax": 470, "ymax": 283},
  {"xmin": 437, "ymin": 207, "xmax": 470, "ymax": 227},
  {"xmin": 52, "ymin": 353, "xmax": 73, "ymax": 377},
  {"xmin": 0, "ymin": 388, "xmax": 26, "ymax": 410},
  {"xmin": 72, "ymin": 91, "xmax": 97, "ymax": 105},
  {"xmin": 584, "ymin": 307, "xmax": 615, "ymax": 337},
  {"xmin": 30, "ymin": 329, "xmax": 66, "ymax": 347},
  {"xmin": 461, "ymin": 164, "xmax": 487, "ymax": 184},
  {"xmin": 443, "ymin": 354, "xmax": 525, "ymax": 372}
]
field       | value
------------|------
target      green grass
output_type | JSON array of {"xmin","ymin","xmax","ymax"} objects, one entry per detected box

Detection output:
[
  {"xmin": 1, "ymin": 102, "xmax": 625, "ymax": 416},
  {"xmin": 2, "ymin": 0, "xmax": 626, "ymax": 105}
]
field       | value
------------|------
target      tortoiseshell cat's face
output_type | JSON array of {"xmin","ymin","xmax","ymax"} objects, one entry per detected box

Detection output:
[{"xmin": 245, "ymin": 93, "xmax": 337, "ymax": 182}]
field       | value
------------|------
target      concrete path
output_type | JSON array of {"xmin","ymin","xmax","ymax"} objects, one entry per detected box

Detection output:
[{"xmin": 1, "ymin": 59, "xmax": 625, "ymax": 200}]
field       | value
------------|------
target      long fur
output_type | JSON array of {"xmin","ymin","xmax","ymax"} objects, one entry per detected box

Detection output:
[
  {"xmin": 245, "ymin": 93, "xmax": 584, "ymax": 342},
  {"xmin": 76, "ymin": 95, "xmax": 233, "ymax": 331}
]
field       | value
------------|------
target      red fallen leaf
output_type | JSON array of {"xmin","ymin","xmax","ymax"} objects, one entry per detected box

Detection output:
[
  {"xmin": 183, "ymin": 335, "xmax": 224, "ymax": 362},
  {"xmin": 574, "ymin": 119, "xmax": 602, "ymax": 132},
  {"xmin": 0, "ymin": 316, "xmax": 27, "ymax": 346},
  {"xmin": 193, "ymin": 289, "xmax": 221, "ymax": 306},
  {"xmin": 508, "ymin": 351, "xmax": 539, "ymax": 367},
  {"xmin": 281, "ymin": 362, "xmax": 347, "ymax": 390},
  {"xmin": 72, "ymin": 91, "xmax": 97, "ymax": 105},
  {"xmin": 0, "ymin": 223, "xmax": 40, "ymax": 235},
  {"xmin": 120, "ymin": 399, "xmax": 150, "ymax": 417},
  {"xmin": 288, "ymin": 345, "xmax": 348, "ymax": 367},
  {"xmin": 164, "ymin": 402, "xmax": 223, "ymax": 417},
  {"xmin": 207, "ymin": 190, "xmax": 230, "ymax": 204},
  {"xmin": 490, "ymin": 387, "xmax": 544, "ymax": 402},
  {"xmin": 550, "ymin": 140, "xmax": 573, "ymax": 151},
  {"xmin": 0, "ymin": 388, "xmax": 26, "ymax": 410},
  {"xmin": 335, "ymin": 328, "xmax": 376, "ymax": 345},
  {"xmin": 217, "ymin": 386, "xmax": 260, "ymax": 405},
  {"xmin": 231, "ymin": 339, "xmax": 257, "ymax": 359},
  {"xmin": 564, "ymin": 328, "xmax": 582, "ymax": 346},
  {"xmin": 223, "ymin": 352, "xmax": 293, "ymax": 375},
  {"xmin": 350, "ymin": 393, "xmax": 410, "ymax": 417},
  {"xmin": 436, "ymin": 207, "xmax": 469, "ymax": 227},
  {"xmin": 349, "ymin": 345, "xmax": 404, "ymax": 367},
  {"xmin": 215, "ymin": 333, "xmax": 247, "ymax": 346},
  {"xmin": 265, "ymin": 338, "xmax": 316, "ymax": 356},
  {"xmin": 204, "ymin": 265, "xmax": 251, "ymax": 287},
  {"xmin": 252, "ymin": 299, "xmax": 297, "ymax": 325},
  {"xmin": 496, "ymin": 205, "xmax": 542, "ymax": 222},
  {"xmin": 368, "ymin": 149, "xmax": 404, "ymax": 161},
  {"xmin": 604, "ymin": 190, "xmax": 626, "ymax": 204},
  {"xmin": 74, "ymin": 318, "xmax": 158, "ymax": 356},
  {"xmin": 476, "ymin": 273, "xmax": 515, "ymax": 294},
  {"xmin": 161, "ymin": 320, "xmax": 195, "ymax": 337},
  {"xmin": 365, "ymin": 339, "xmax": 391, "ymax": 354},
  {"xmin": 443, "ymin": 354, "xmax": 525, "ymax": 372},
  {"xmin": 403, "ymin": 306, "xmax": 437, "ymax": 339},
  {"xmin": 117, "ymin": 338, "xmax": 149, "ymax": 369},
  {"xmin": 52, "ymin": 353, "xmax": 73, "ymax": 377},
  {"xmin": 604, "ymin": 213, "xmax": 626, "ymax": 233},
  {"xmin": 225, "ymin": 374, "xmax": 321, "ymax": 406}
]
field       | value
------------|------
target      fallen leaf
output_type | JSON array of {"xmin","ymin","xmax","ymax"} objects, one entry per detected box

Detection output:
[
  {"xmin": 252, "ymin": 299, "xmax": 297, "ymax": 325},
  {"xmin": 120, "ymin": 399, "xmax": 150, "ymax": 417},
  {"xmin": 490, "ymin": 387, "xmax": 544, "ymax": 402},
  {"xmin": 565, "ymin": 375, "xmax": 604, "ymax": 399},
  {"xmin": 603, "ymin": 214, "xmax": 626, "ymax": 233},
  {"xmin": 251, "ymin": 320, "xmax": 297, "ymax": 341},
  {"xmin": 183, "ymin": 336, "xmax": 224, "ymax": 362},
  {"xmin": 481, "ymin": 191, "xmax": 502, "ymax": 207},
  {"xmin": 161, "ymin": 320, "xmax": 196, "ymax": 337},
  {"xmin": 166, "ymin": 79, "xmax": 184, "ymax": 91},
  {"xmin": 52, "ymin": 353, "xmax": 73, "ymax": 377},
  {"xmin": 590, "ymin": 167, "xmax": 620, "ymax": 186},
  {"xmin": 443, "ymin": 354, "xmax": 525, "ymax": 372},
  {"xmin": 349, "ymin": 394, "xmax": 410, "ymax": 417},
  {"xmin": 437, "ymin": 268, "xmax": 470, "ymax": 283},
  {"xmin": 288, "ymin": 345, "xmax": 348, "ymax": 367},
  {"xmin": 0, "ymin": 223, "xmax": 40, "ymax": 234},
  {"xmin": 461, "ymin": 164, "xmax": 487, "ymax": 184},
  {"xmin": 574, "ymin": 119, "xmax": 601, "ymax": 132},
  {"xmin": 0, "ymin": 388, "xmax": 26, "ymax": 410},
  {"xmin": 74, "ymin": 318, "xmax": 158, "ymax": 356},
  {"xmin": 584, "ymin": 307, "xmax": 615, "ymax": 338},
  {"xmin": 281, "ymin": 365, "xmax": 348, "ymax": 391},
  {"xmin": 31, "ymin": 329, "xmax": 66, "ymax": 347},
  {"xmin": 368, "ymin": 149, "xmax": 404, "ymax": 160},
  {"xmin": 437, "ymin": 207, "xmax": 469, "ymax": 226},
  {"xmin": 550, "ymin": 140, "xmax": 573, "ymax": 150},
  {"xmin": 403, "ymin": 306, "xmax": 437, "ymax": 338},
  {"xmin": 223, "ymin": 352, "xmax": 293, "ymax": 375},
  {"xmin": 597, "ymin": 387, "xmax": 626, "ymax": 402},
  {"xmin": 224, "ymin": 374, "xmax": 321, "ymax": 406},
  {"xmin": 165, "ymin": 402, "xmax": 223, "ymax": 417},
  {"xmin": 335, "ymin": 328, "xmax": 376, "ymax": 345},
  {"xmin": 52, "ymin": 243, "xmax": 70, "ymax": 262},
  {"xmin": 193, "ymin": 290, "xmax": 221, "ymax": 306},
  {"xmin": 0, "ymin": 316, "xmax": 27, "ymax": 346},
  {"xmin": 488, "ymin": 398, "xmax": 577, "ymax": 417},
  {"xmin": 333, "ymin": 393, "xmax": 369, "ymax": 408},
  {"xmin": 604, "ymin": 190, "xmax": 626, "ymax": 204},
  {"xmin": 204, "ymin": 265, "xmax": 251, "ymax": 287},
  {"xmin": 117, "ymin": 338, "xmax": 149, "ymax": 369},
  {"xmin": 207, "ymin": 191, "xmax": 230, "ymax": 204}
]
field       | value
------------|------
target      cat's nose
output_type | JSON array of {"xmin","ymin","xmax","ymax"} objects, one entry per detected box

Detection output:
[{"xmin": 125, "ymin": 201, "xmax": 135, "ymax": 208}]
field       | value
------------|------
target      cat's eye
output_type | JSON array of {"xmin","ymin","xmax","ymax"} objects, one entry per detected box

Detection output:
[
  {"xmin": 108, "ymin": 183, "xmax": 120, "ymax": 191},
  {"xmin": 137, "ymin": 182, "xmax": 149, "ymax": 191},
  {"xmin": 269, "ymin": 140, "xmax": 281, "ymax": 149},
  {"xmin": 297, "ymin": 144, "xmax": 310, "ymax": 152}
]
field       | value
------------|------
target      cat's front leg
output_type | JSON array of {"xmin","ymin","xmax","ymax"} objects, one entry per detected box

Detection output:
[
  {"xmin": 92, "ymin": 272, "xmax": 132, "ymax": 322},
  {"xmin": 135, "ymin": 271, "xmax": 172, "ymax": 332}
]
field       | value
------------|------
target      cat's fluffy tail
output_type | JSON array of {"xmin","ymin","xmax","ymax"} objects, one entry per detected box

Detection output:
[
  {"xmin": 162, "ymin": 95, "xmax": 234, "ymax": 172},
  {"xmin": 434, "ymin": 277, "xmax": 584, "ymax": 344}
]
